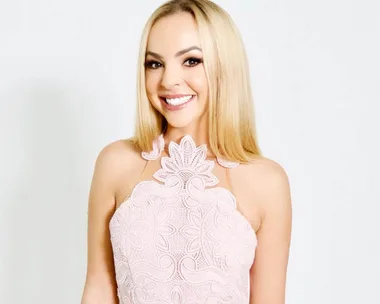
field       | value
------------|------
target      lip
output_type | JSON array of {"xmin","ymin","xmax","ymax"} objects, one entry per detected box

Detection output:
[
  {"xmin": 160, "ymin": 94, "xmax": 194, "ymax": 99},
  {"xmin": 160, "ymin": 95, "xmax": 196, "ymax": 111}
]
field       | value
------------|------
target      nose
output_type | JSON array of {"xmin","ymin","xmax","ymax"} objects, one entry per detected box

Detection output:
[{"xmin": 160, "ymin": 64, "xmax": 182, "ymax": 89}]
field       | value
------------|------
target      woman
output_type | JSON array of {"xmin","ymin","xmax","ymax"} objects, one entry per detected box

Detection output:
[{"xmin": 81, "ymin": 0, "xmax": 292, "ymax": 303}]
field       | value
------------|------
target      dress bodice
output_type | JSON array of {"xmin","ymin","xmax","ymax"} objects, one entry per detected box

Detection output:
[{"xmin": 109, "ymin": 134, "xmax": 257, "ymax": 303}]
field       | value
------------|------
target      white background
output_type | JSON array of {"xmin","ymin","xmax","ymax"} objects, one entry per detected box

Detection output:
[{"xmin": 1, "ymin": 0, "xmax": 379, "ymax": 303}]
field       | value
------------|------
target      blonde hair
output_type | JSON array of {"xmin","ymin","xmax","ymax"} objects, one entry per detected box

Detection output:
[{"xmin": 131, "ymin": 0, "xmax": 262, "ymax": 162}]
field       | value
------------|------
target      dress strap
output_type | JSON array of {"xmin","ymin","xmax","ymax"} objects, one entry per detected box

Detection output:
[
  {"xmin": 225, "ymin": 167, "xmax": 236, "ymax": 197},
  {"xmin": 138, "ymin": 159, "xmax": 150, "ymax": 182}
]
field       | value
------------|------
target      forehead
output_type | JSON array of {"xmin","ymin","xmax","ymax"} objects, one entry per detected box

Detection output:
[{"xmin": 147, "ymin": 12, "xmax": 201, "ymax": 54}]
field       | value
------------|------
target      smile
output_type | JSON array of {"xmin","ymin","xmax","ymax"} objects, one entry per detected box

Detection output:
[{"xmin": 160, "ymin": 95, "xmax": 195, "ymax": 111}]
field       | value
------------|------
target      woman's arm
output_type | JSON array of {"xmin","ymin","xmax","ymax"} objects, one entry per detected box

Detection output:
[
  {"xmin": 81, "ymin": 144, "xmax": 121, "ymax": 304},
  {"xmin": 249, "ymin": 160, "xmax": 292, "ymax": 304}
]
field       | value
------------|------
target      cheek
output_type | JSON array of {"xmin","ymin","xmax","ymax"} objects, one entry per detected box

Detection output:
[
  {"xmin": 189, "ymin": 77, "xmax": 208, "ymax": 95},
  {"xmin": 187, "ymin": 71, "xmax": 208, "ymax": 96},
  {"xmin": 145, "ymin": 72, "xmax": 161, "ymax": 96}
]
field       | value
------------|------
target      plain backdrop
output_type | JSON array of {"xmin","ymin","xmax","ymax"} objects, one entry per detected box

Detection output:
[{"xmin": 1, "ymin": 0, "xmax": 379, "ymax": 303}]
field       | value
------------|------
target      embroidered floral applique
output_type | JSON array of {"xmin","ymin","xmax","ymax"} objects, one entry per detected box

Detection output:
[
  {"xmin": 180, "ymin": 211, "xmax": 203, "ymax": 255},
  {"xmin": 110, "ymin": 204, "xmax": 148, "ymax": 256},
  {"xmin": 156, "ymin": 209, "xmax": 177, "ymax": 252},
  {"xmin": 141, "ymin": 133, "xmax": 240, "ymax": 170},
  {"xmin": 153, "ymin": 135, "xmax": 218, "ymax": 187},
  {"xmin": 141, "ymin": 134, "xmax": 165, "ymax": 160},
  {"xmin": 217, "ymin": 157, "xmax": 239, "ymax": 168},
  {"xmin": 109, "ymin": 134, "xmax": 257, "ymax": 304}
]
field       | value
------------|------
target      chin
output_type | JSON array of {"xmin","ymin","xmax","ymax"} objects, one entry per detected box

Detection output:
[{"xmin": 164, "ymin": 114, "xmax": 197, "ymax": 129}]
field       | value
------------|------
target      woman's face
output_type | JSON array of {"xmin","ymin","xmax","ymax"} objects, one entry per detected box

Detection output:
[{"xmin": 145, "ymin": 12, "xmax": 208, "ymax": 130}]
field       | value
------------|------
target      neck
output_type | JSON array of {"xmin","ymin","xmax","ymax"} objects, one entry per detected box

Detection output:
[{"xmin": 162, "ymin": 115, "xmax": 213, "ymax": 155}]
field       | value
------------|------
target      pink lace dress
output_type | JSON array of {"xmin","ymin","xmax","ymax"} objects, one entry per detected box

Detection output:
[{"xmin": 109, "ymin": 135, "xmax": 257, "ymax": 303}]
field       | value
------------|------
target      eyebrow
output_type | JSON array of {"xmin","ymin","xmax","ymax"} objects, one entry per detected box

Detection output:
[{"xmin": 146, "ymin": 46, "xmax": 202, "ymax": 60}]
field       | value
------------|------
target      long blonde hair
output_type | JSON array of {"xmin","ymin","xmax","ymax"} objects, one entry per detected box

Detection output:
[{"xmin": 131, "ymin": 0, "xmax": 262, "ymax": 162}]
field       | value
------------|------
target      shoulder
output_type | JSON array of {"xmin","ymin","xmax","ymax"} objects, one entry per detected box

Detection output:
[
  {"xmin": 247, "ymin": 156, "xmax": 290, "ymax": 187},
  {"xmin": 93, "ymin": 138, "xmax": 142, "ymax": 184},
  {"xmin": 239, "ymin": 156, "xmax": 290, "ymax": 183},
  {"xmin": 239, "ymin": 156, "xmax": 292, "ymax": 216},
  {"xmin": 97, "ymin": 138, "xmax": 140, "ymax": 159},
  {"xmin": 96, "ymin": 138, "xmax": 140, "ymax": 166},
  {"xmin": 246, "ymin": 157, "xmax": 292, "ymax": 302}
]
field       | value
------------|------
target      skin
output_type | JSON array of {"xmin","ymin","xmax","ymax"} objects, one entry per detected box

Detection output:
[
  {"xmin": 145, "ymin": 12, "xmax": 210, "ymax": 149},
  {"xmin": 81, "ymin": 11, "xmax": 292, "ymax": 304}
]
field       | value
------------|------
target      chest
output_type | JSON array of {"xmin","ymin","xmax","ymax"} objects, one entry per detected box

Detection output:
[{"xmin": 110, "ymin": 177, "xmax": 257, "ymax": 301}]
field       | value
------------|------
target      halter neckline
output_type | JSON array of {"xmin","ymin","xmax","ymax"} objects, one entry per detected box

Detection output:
[{"xmin": 141, "ymin": 134, "xmax": 239, "ymax": 169}]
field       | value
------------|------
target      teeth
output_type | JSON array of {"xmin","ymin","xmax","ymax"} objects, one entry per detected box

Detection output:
[{"xmin": 165, "ymin": 95, "xmax": 193, "ymax": 106}]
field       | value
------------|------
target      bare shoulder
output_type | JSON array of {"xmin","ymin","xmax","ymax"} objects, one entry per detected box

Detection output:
[
  {"xmin": 94, "ymin": 138, "xmax": 142, "ymax": 181},
  {"xmin": 83, "ymin": 138, "xmax": 141, "ymax": 303},
  {"xmin": 238, "ymin": 156, "xmax": 292, "ymax": 220},
  {"xmin": 239, "ymin": 155, "xmax": 290, "ymax": 187},
  {"xmin": 245, "ymin": 156, "xmax": 292, "ymax": 302},
  {"xmin": 96, "ymin": 138, "xmax": 140, "ymax": 165},
  {"xmin": 91, "ymin": 138, "xmax": 147, "ymax": 209},
  {"xmin": 247, "ymin": 156, "xmax": 290, "ymax": 188}
]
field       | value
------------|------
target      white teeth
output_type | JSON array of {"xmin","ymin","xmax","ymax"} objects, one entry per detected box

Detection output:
[{"xmin": 165, "ymin": 95, "xmax": 193, "ymax": 106}]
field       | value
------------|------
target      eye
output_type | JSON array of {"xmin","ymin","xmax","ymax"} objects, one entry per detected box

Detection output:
[
  {"xmin": 144, "ymin": 60, "xmax": 162, "ymax": 69},
  {"xmin": 184, "ymin": 57, "xmax": 203, "ymax": 67}
]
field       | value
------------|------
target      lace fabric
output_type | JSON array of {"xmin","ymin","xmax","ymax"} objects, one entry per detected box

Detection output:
[{"xmin": 109, "ymin": 135, "xmax": 257, "ymax": 303}]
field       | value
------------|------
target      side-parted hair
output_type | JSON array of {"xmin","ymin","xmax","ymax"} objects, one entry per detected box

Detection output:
[{"xmin": 130, "ymin": 0, "xmax": 262, "ymax": 162}]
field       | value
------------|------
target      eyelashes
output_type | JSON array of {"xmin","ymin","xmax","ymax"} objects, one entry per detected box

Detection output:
[
  {"xmin": 144, "ymin": 60, "xmax": 162, "ymax": 69},
  {"xmin": 144, "ymin": 57, "xmax": 203, "ymax": 69},
  {"xmin": 184, "ymin": 57, "xmax": 203, "ymax": 67}
]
